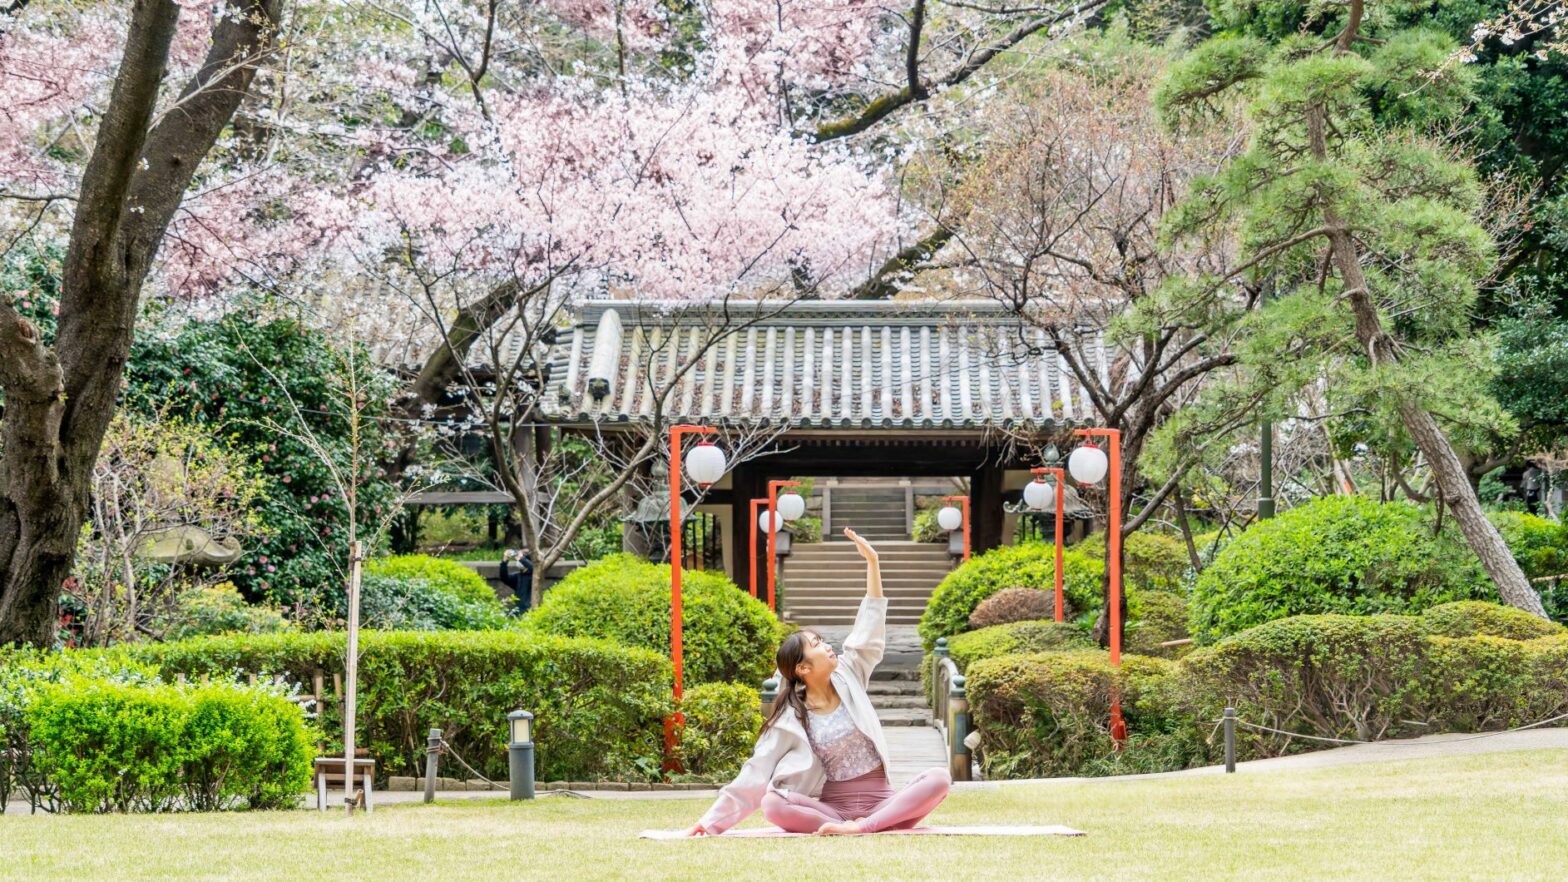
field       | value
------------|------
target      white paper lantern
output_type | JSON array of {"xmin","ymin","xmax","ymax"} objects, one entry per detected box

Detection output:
[
  {"xmin": 684, "ymin": 442, "xmax": 727, "ymax": 485},
  {"xmin": 937, "ymin": 505, "xmax": 963, "ymax": 532},
  {"xmin": 1023, "ymin": 479, "xmax": 1054, "ymax": 511},
  {"xmin": 758, "ymin": 510, "xmax": 783, "ymax": 533},
  {"xmin": 776, "ymin": 492, "xmax": 806, "ymax": 521},
  {"xmin": 1068, "ymin": 444, "xmax": 1109, "ymax": 485}
]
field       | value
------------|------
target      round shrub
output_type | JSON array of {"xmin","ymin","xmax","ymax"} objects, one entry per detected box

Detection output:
[
  {"xmin": 1190, "ymin": 497, "xmax": 1493, "ymax": 642},
  {"xmin": 947, "ymin": 620, "xmax": 1094, "ymax": 672},
  {"xmin": 919, "ymin": 544, "xmax": 1102, "ymax": 651},
  {"xmin": 355, "ymin": 573, "xmax": 509, "ymax": 631},
  {"xmin": 128, "ymin": 629, "xmax": 673, "ymax": 783},
  {"xmin": 1125, "ymin": 590, "xmax": 1192, "ymax": 658},
  {"xmin": 521, "ymin": 553, "xmax": 785, "ymax": 685},
  {"xmin": 968, "ymin": 588, "xmax": 1062, "ymax": 630},
  {"xmin": 678, "ymin": 682, "xmax": 763, "ymax": 780},
  {"xmin": 1073, "ymin": 531, "xmax": 1192, "ymax": 593},
  {"xmin": 1417, "ymin": 601, "xmax": 1565, "ymax": 641},
  {"xmin": 365, "ymin": 555, "xmax": 499, "ymax": 607},
  {"xmin": 156, "ymin": 583, "xmax": 293, "ymax": 641}
]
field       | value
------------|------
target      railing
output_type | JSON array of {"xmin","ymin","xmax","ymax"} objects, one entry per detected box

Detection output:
[
  {"xmin": 681, "ymin": 511, "xmax": 721, "ymax": 572},
  {"xmin": 1014, "ymin": 512, "xmax": 1051, "ymax": 544},
  {"xmin": 928, "ymin": 638, "xmax": 973, "ymax": 781}
]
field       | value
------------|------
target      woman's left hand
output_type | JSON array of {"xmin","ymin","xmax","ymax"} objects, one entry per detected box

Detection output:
[{"xmin": 843, "ymin": 527, "xmax": 879, "ymax": 564}]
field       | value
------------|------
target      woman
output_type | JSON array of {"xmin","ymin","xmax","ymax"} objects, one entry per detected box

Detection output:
[{"xmin": 683, "ymin": 527, "xmax": 952, "ymax": 836}]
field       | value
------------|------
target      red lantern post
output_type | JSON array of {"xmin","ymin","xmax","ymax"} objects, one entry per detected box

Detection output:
[
  {"xmin": 749, "ymin": 498, "xmax": 766, "ymax": 599},
  {"xmin": 667, "ymin": 424, "xmax": 720, "ymax": 770},
  {"xmin": 766, "ymin": 480, "xmax": 800, "ymax": 611},
  {"xmin": 1072, "ymin": 427, "xmax": 1125, "ymax": 745}
]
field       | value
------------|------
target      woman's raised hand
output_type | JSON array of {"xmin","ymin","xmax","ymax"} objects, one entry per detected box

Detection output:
[{"xmin": 843, "ymin": 527, "xmax": 879, "ymax": 564}]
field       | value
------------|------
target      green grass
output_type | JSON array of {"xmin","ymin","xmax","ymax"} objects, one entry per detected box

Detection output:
[{"xmin": 4, "ymin": 751, "xmax": 1565, "ymax": 881}]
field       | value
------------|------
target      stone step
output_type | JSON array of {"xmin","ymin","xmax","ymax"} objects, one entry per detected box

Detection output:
[
  {"xmin": 865, "ymin": 680, "xmax": 926, "ymax": 696},
  {"xmin": 870, "ymin": 666, "xmax": 922, "ymax": 682},
  {"xmin": 876, "ymin": 708, "xmax": 933, "ymax": 726},
  {"xmin": 869, "ymin": 695, "xmax": 930, "ymax": 710},
  {"xmin": 785, "ymin": 563, "xmax": 945, "ymax": 575},
  {"xmin": 785, "ymin": 588, "xmax": 939, "ymax": 599},
  {"xmin": 789, "ymin": 546, "xmax": 950, "ymax": 558}
]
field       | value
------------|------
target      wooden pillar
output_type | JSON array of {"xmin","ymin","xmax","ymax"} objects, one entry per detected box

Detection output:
[
  {"xmin": 729, "ymin": 463, "xmax": 764, "ymax": 596},
  {"xmin": 970, "ymin": 461, "xmax": 1005, "ymax": 555}
]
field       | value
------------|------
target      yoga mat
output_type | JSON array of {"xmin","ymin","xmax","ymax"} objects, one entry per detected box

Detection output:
[{"xmin": 639, "ymin": 824, "xmax": 1086, "ymax": 840}]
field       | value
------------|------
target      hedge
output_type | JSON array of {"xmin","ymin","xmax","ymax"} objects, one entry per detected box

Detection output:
[
  {"xmin": 1417, "ymin": 600, "xmax": 1565, "ymax": 641},
  {"xmin": 127, "ymin": 629, "xmax": 675, "ymax": 783},
  {"xmin": 1191, "ymin": 497, "xmax": 1496, "ymax": 642},
  {"xmin": 520, "ymin": 553, "xmax": 787, "ymax": 685},
  {"xmin": 1125, "ymin": 590, "xmax": 1192, "ymax": 658},
  {"xmin": 355, "ymin": 554, "xmax": 510, "ymax": 630},
  {"xmin": 963, "ymin": 604, "xmax": 1568, "ymax": 779},
  {"xmin": 365, "ymin": 555, "xmax": 503, "ymax": 608},
  {"xmin": 1, "ymin": 648, "xmax": 311, "ymax": 813}
]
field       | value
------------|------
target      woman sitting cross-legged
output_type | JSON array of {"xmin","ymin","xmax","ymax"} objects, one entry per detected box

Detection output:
[{"xmin": 683, "ymin": 527, "xmax": 952, "ymax": 837}]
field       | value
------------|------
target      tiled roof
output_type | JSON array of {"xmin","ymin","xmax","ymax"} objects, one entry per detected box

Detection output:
[{"xmin": 539, "ymin": 300, "xmax": 1109, "ymax": 431}]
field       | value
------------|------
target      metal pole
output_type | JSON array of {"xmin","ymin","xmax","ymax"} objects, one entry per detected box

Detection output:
[
  {"xmin": 749, "ymin": 499, "xmax": 763, "ymax": 599},
  {"xmin": 667, "ymin": 427, "xmax": 686, "ymax": 771},
  {"xmin": 1053, "ymin": 468, "xmax": 1065, "ymax": 622},
  {"xmin": 1224, "ymin": 707, "xmax": 1237, "ymax": 773},
  {"xmin": 767, "ymin": 480, "xmax": 800, "ymax": 612},
  {"xmin": 1259, "ymin": 420, "xmax": 1276, "ymax": 519},
  {"xmin": 423, "ymin": 727, "xmax": 441, "ymax": 804}
]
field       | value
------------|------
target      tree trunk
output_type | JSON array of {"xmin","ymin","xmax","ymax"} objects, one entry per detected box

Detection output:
[
  {"xmin": 0, "ymin": 0, "xmax": 281, "ymax": 647},
  {"xmin": 1308, "ymin": 94, "xmax": 1546, "ymax": 618}
]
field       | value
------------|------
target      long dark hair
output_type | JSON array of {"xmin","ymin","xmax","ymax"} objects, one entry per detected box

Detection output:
[{"xmin": 761, "ymin": 629, "xmax": 818, "ymax": 735}]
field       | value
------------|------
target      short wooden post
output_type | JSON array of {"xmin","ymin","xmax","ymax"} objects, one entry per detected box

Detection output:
[
  {"xmin": 1224, "ymin": 707, "xmax": 1237, "ymax": 773},
  {"xmin": 424, "ymin": 728, "xmax": 442, "ymax": 804}
]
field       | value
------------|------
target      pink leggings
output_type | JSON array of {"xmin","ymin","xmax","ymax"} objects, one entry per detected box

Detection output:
[{"xmin": 761, "ymin": 767, "xmax": 952, "ymax": 833}]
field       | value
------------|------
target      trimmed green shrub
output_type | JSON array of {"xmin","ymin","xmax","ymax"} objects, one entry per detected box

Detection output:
[
  {"xmin": 27, "ymin": 678, "xmax": 313, "ymax": 813},
  {"xmin": 965, "ymin": 650, "xmax": 1204, "ymax": 778},
  {"xmin": 1488, "ymin": 511, "xmax": 1568, "ymax": 579},
  {"xmin": 1191, "ymin": 497, "xmax": 1494, "ymax": 642},
  {"xmin": 1180, "ymin": 615, "xmax": 1430, "ymax": 750},
  {"xmin": 355, "ymin": 573, "xmax": 509, "ymax": 631},
  {"xmin": 1073, "ymin": 531, "xmax": 1192, "ymax": 593},
  {"xmin": 520, "ymin": 554, "xmax": 785, "ymax": 685},
  {"xmin": 365, "ymin": 555, "xmax": 501, "ymax": 607},
  {"xmin": 1126, "ymin": 590, "xmax": 1192, "ymax": 658},
  {"xmin": 127, "ymin": 629, "xmax": 673, "ymax": 783},
  {"xmin": 968, "ymin": 588, "xmax": 1061, "ymax": 630},
  {"xmin": 155, "ymin": 583, "xmax": 293, "ymax": 641},
  {"xmin": 947, "ymin": 620, "xmax": 1094, "ymax": 672},
  {"xmin": 1417, "ymin": 601, "xmax": 1565, "ymax": 641},
  {"xmin": 920, "ymin": 544, "xmax": 1102, "ymax": 651},
  {"xmin": 677, "ymin": 682, "xmax": 763, "ymax": 780}
]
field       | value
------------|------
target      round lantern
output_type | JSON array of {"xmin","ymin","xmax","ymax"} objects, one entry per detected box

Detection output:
[
  {"xmin": 1068, "ymin": 444, "xmax": 1109, "ymax": 485},
  {"xmin": 758, "ymin": 510, "xmax": 784, "ymax": 533},
  {"xmin": 937, "ymin": 505, "xmax": 963, "ymax": 532},
  {"xmin": 684, "ymin": 442, "xmax": 727, "ymax": 486},
  {"xmin": 1023, "ymin": 479, "xmax": 1054, "ymax": 511},
  {"xmin": 776, "ymin": 492, "xmax": 806, "ymax": 522}
]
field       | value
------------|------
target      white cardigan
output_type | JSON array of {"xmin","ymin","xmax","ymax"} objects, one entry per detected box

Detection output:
[{"xmin": 697, "ymin": 595, "xmax": 890, "ymax": 835}]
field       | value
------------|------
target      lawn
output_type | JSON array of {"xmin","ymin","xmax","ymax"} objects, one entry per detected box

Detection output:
[{"xmin": 3, "ymin": 751, "xmax": 1563, "ymax": 881}]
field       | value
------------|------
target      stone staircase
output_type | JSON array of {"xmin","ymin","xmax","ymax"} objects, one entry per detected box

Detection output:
[
  {"xmin": 782, "ymin": 541, "xmax": 953, "ymax": 626},
  {"xmin": 869, "ymin": 661, "xmax": 932, "ymax": 727},
  {"xmin": 826, "ymin": 485, "xmax": 909, "ymax": 543}
]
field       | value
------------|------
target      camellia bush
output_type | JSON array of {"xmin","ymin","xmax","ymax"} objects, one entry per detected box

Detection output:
[{"xmin": 520, "ymin": 554, "xmax": 788, "ymax": 686}]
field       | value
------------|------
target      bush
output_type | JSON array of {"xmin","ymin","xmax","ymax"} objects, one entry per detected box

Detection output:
[
  {"xmin": 1180, "ymin": 614, "xmax": 1430, "ymax": 750},
  {"xmin": 1417, "ymin": 601, "xmax": 1565, "ymax": 641},
  {"xmin": 913, "ymin": 508, "xmax": 945, "ymax": 543},
  {"xmin": 1190, "ymin": 497, "xmax": 1495, "ymax": 642},
  {"xmin": 155, "ymin": 583, "xmax": 293, "ymax": 641},
  {"xmin": 355, "ymin": 573, "xmax": 509, "ymax": 631},
  {"xmin": 677, "ymin": 682, "xmax": 763, "ymax": 780},
  {"xmin": 127, "ymin": 629, "xmax": 673, "ymax": 783},
  {"xmin": 919, "ymin": 544, "xmax": 1102, "ymax": 651},
  {"xmin": 1126, "ymin": 590, "xmax": 1192, "ymax": 658},
  {"xmin": 968, "ymin": 588, "xmax": 1061, "ymax": 630},
  {"xmin": 1488, "ymin": 511, "xmax": 1568, "ymax": 579},
  {"xmin": 28, "ymin": 678, "xmax": 313, "ymax": 813},
  {"xmin": 365, "ymin": 555, "xmax": 500, "ymax": 606},
  {"xmin": 1073, "ymin": 531, "xmax": 1192, "ymax": 593},
  {"xmin": 520, "ymin": 554, "xmax": 785, "ymax": 685},
  {"xmin": 965, "ymin": 650, "xmax": 1203, "ymax": 778},
  {"xmin": 947, "ymin": 620, "xmax": 1094, "ymax": 672}
]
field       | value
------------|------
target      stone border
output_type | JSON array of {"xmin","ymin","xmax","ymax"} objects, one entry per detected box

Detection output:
[{"xmin": 385, "ymin": 776, "xmax": 721, "ymax": 792}]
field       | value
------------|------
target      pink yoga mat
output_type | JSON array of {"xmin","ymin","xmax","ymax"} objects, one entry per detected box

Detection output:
[{"xmin": 639, "ymin": 824, "xmax": 1086, "ymax": 840}]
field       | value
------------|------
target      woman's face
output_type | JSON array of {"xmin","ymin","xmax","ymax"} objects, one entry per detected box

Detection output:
[{"xmin": 795, "ymin": 630, "xmax": 838, "ymax": 680}]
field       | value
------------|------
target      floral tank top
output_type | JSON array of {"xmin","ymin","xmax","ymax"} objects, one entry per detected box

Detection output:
[{"xmin": 805, "ymin": 702, "xmax": 882, "ymax": 781}]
